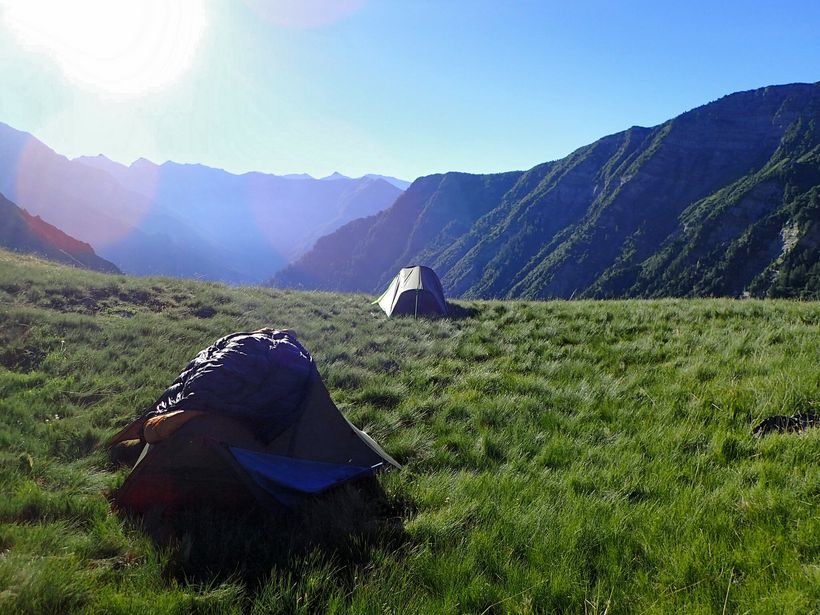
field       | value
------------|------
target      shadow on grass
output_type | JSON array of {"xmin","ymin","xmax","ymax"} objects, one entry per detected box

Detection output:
[
  {"xmin": 446, "ymin": 301, "xmax": 478, "ymax": 320},
  {"xmin": 127, "ymin": 478, "xmax": 409, "ymax": 589}
]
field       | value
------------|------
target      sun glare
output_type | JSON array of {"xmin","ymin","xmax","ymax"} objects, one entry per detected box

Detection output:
[{"xmin": 2, "ymin": 0, "xmax": 207, "ymax": 97}]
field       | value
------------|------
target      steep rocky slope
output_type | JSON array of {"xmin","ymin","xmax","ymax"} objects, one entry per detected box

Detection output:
[
  {"xmin": 0, "ymin": 192, "xmax": 119, "ymax": 273},
  {"xmin": 273, "ymin": 83, "xmax": 820, "ymax": 299}
]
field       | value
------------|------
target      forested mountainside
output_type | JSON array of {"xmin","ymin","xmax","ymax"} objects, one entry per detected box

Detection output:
[
  {"xmin": 0, "ymin": 192, "xmax": 119, "ymax": 273},
  {"xmin": 273, "ymin": 83, "xmax": 820, "ymax": 299}
]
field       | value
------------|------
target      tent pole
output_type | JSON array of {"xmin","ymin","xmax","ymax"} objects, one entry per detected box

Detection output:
[{"xmin": 415, "ymin": 290, "xmax": 419, "ymax": 319}]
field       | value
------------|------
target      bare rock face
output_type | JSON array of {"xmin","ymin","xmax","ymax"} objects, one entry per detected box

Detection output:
[{"xmin": 273, "ymin": 82, "xmax": 820, "ymax": 299}]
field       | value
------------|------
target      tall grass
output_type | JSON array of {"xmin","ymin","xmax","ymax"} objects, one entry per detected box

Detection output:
[{"xmin": 0, "ymin": 249, "xmax": 818, "ymax": 613}]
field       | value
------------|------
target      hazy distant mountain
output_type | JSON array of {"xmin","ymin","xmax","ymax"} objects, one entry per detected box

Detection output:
[
  {"xmin": 276, "ymin": 171, "xmax": 411, "ymax": 189},
  {"xmin": 273, "ymin": 83, "xmax": 820, "ymax": 299},
  {"xmin": 0, "ymin": 191, "xmax": 119, "ymax": 273},
  {"xmin": 364, "ymin": 174, "xmax": 412, "ymax": 190},
  {"xmin": 320, "ymin": 171, "xmax": 348, "ymax": 181},
  {"xmin": 0, "ymin": 122, "xmax": 405, "ymax": 283},
  {"xmin": 75, "ymin": 155, "xmax": 405, "ymax": 269},
  {"xmin": 316, "ymin": 171, "xmax": 411, "ymax": 190},
  {"xmin": 0, "ymin": 125, "xmax": 251, "ymax": 281}
]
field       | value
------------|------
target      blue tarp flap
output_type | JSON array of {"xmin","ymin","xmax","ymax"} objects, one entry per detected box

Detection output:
[{"xmin": 230, "ymin": 447, "xmax": 377, "ymax": 504}]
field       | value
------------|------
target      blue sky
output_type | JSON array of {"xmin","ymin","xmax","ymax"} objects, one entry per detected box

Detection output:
[{"xmin": 0, "ymin": 0, "xmax": 818, "ymax": 180}]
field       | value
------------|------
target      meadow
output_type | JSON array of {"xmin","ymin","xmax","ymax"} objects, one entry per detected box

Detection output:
[{"xmin": 0, "ymin": 248, "xmax": 818, "ymax": 614}]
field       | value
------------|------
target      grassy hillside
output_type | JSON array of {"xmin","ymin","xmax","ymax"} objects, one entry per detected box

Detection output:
[{"xmin": 1, "ymin": 249, "xmax": 818, "ymax": 613}]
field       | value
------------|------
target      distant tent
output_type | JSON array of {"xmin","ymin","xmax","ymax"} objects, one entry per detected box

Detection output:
[
  {"xmin": 373, "ymin": 265, "xmax": 447, "ymax": 317},
  {"xmin": 109, "ymin": 329, "xmax": 398, "ymax": 514}
]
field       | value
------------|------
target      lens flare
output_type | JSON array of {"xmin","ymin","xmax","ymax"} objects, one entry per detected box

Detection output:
[{"xmin": 12, "ymin": 135, "xmax": 152, "ymax": 248}]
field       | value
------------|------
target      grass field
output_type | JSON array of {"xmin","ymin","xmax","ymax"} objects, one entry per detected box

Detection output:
[{"xmin": 0, "ymin": 249, "xmax": 818, "ymax": 614}]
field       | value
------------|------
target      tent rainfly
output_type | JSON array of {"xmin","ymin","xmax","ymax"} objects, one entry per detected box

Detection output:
[
  {"xmin": 373, "ymin": 265, "xmax": 447, "ymax": 317},
  {"xmin": 108, "ymin": 329, "xmax": 398, "ymax": 514}
]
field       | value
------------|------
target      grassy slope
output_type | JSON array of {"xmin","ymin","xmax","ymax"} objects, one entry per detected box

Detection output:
[{"xmin": 0, "ymin": 249, "xmax": 818, "ymax": 614}]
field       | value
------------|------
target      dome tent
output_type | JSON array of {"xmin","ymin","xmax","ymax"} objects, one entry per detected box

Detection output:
[
  {"xmin": 373, "ymin": 265, "xmax": 447, "ymax": 317},
  {"xmin": 109, "ymin": 329, "xmax": 398, "ymax": 514}
]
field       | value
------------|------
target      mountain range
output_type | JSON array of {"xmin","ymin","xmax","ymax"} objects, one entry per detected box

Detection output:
[
  {"xmin": 272, "ymin": 82, "xmax": 820, "ymax": 299},
  {"xmin": 0, "ymin": 122, "xmax": 405, "ymax": 283}
]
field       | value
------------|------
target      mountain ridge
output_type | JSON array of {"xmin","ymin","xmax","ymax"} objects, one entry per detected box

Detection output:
[
  {"xmin": 75, "ymin": 155, "xmax": 412, "ymax": 190},
  {"xmin": 272, "ymin": 82, "xmax": 820, "ymax": 299}
]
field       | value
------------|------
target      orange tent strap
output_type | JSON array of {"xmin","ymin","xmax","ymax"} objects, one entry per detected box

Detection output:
[{"xmin": 143, "ymin": 410, "xmax": 205, "ymax": 443}]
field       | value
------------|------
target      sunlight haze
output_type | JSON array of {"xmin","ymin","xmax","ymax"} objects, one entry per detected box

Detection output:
[
  {"xmin": 2, "ymin": 0, "xmax": 207, "ymax": 97},
  {"xmin": 0, "ymin": 0, "xmax": 818, "ymax": 180}
]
